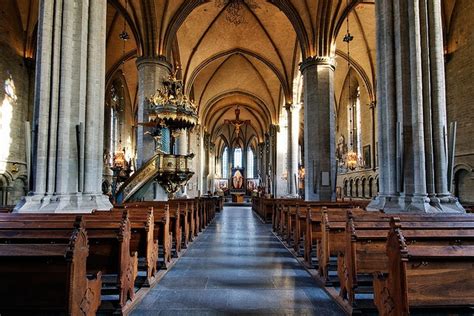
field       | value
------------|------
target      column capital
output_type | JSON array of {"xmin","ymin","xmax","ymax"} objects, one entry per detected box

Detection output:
[
  {"xmin": 285, "ymin": 102, "xmax": 302, "ymax": 114},
  {"xmin": 299, "ymin": 56, "xmax": 336, "ymax": 73},
  {"xmin": 284, "ymin": 103, "xmax": 294, "ymax": 112},
  {"xmin": 136, "ymin": 55, "xmax": 172, "ymax": 72}
]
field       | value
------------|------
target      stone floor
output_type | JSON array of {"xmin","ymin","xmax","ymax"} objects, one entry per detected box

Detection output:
[{"xmin": 131, "ymin": 206, "xmax": 345, "ymax": 315}]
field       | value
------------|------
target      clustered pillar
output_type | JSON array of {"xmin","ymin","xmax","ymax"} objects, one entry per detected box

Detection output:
[
  {"xmin": 136, "ymin": 57, "xmax": 172, "ymax": 168},
  {"xmin": 16, "ymin": 0, "xmax": 112, "ymax": 212},
  {"xmin": 175, "ymin": 129, "xmax": 189, "ymax": 197},
  {"xmin": 301, "ymin": 57, "xmax": 336, "ymax": 202},
  {"xmin": 368, "ymin": 0, "xmax": 464, "ymax": 213},
  {"xmin": 285, "ymin": 103, "xmax": 299, "ymax": 197}
]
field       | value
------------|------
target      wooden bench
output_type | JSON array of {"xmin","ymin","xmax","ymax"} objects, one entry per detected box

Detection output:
[
  {"xmin": 0, "ymin": 205, "xmax": 14, "ymax": 213},
  {"xmin": 96, "ymin": 208, "xmax": 158, "ymax": 286},
  {"xmin": 123, "ymin": 203, "xmax": 172, "ymax": 269},
  {"xmin": 0, "ymin": 211, "xmax": 138, "ymax": 310},
  {"xmin": 294, "ymin": 202, "xmax": 353, "ymax": 256},
  {"xmin": 302, "ymin": 204, "xmax": 363, "ymax": 268},
  {"xmin": 319, "ymin": 207, "xmax": 367, "ymax": 283},
  {"xmin": 126, "ymin": 201, "xmax": 182, "ymax": 257},
  {"xmin": 252, "ymin": 197, "xmax": 274, "ymax": 223},
  {"xmin": 338, "ymin": 212, "xmax": 474, "ymax": 307},
  {"xmin": 0, "ymin": 218, "xmax": 102, "ymax": 315},
  {"xmin": 373, "ymin": 217, "xmax": 474, "ymax": 315},
  {"xmin": 171, "ymin": 199, "xmax": 193, "ymax": 249}
]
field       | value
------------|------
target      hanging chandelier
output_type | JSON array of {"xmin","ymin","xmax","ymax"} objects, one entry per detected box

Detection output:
[
  {"xmin": 215, "ymin": 0, "xmax": 259, "ymax": 25},
  {"xmin": 112, "ymin": 0, "xmax": 129, "ymax": 173},
  {"xmin": 343, "ymin": 0, "xmax": 359, "ymax": 171}
]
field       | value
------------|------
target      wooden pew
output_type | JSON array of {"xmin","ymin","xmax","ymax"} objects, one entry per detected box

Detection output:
[
  {"xmin": 339, "ymin": 212, "xmax": 474, "ymax": 307},
  {"xmin": 0, "ymin": 206, "xmax": 14, "ymax": 213},
  {"xmin": 373, "ymin": 217, "xmax": 474, "ymax": 315},
  {"xmin": 0, "ymin": 218, "xmax": 102, "ymax": 315},
  {"xmin": 168, "ymin": 202, "xmax": 182, "ymax": 256},
  {"xmin": 171, "ymin": 199, "xmax": 193, "ymax": 249},
  {"xmin": 123, "ymin": 202, "xmax": 172, "ymax": 269},
  {"xmin": 319, "ymin": 207, "xmax": 367, "ymax": 283},
  {"xmin": 179, "ymin": 199, "xmax": 194, "ymax": 245},
  {"xmin": 293, "ymin": 205, "xmax": 306, "ymax": 255},
  {"xmin": 256, "ymin": 197, "xmax": 274, "ymax": 223},
  {"xmin": 126, "ymin": 201, "xmax": 181, "ymax": 257},
  {"xmin": 99, "ymin": 208, "xmax": 158, "ymax": 286},
  {"xmin": 1, "ymin": 208, "xmax": 156, "ymax": 286},
  {"xmin": 0, "ymin": 211, "xmax": 138, "ymax": 310},
  {"xmin": 302, "ymin": 203, "xmax": 363, "ymax": 268}
]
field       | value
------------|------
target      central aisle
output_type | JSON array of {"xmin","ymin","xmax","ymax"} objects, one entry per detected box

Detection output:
[{"xmin": 131, "ymin": 206, "xmax": 345, "ymax": 315}]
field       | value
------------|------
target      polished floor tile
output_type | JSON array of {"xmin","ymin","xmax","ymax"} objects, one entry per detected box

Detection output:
[{"xmin": 131, "ymin": 206, "xmax": 345, "ymax": 315}]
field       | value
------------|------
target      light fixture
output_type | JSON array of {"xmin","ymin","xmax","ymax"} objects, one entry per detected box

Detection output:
[
  {"xmin": 215, "ymin": 0, "xmax": 259, "ymax": 25},
  {"xmin": 344, "ymin": 0, "xmax": 359, "ymax": 171}
]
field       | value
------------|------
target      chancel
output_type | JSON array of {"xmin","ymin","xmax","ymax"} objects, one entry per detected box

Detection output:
[{"xmin": 0, "ymin": 0, "xmax": 473, "ymax": 314}]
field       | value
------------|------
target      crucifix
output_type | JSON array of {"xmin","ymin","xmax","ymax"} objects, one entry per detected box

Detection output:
[{"xmin": 224, "ymin": 106, "xmax": 250, "ymax": 136}]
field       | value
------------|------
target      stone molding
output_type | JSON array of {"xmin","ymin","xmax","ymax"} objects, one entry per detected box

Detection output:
[
  {"xmin": 299, "ymin": 56, "xmax": 336, "ymax": 72},
  {"xmin": 136, "ymin": 56, "xmax": 172, "ymax": 72}
]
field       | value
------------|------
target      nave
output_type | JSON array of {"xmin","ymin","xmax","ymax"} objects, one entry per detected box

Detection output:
[{"xmin": 131, "ymin": 206, "xmax": 344, "ymax": 315}]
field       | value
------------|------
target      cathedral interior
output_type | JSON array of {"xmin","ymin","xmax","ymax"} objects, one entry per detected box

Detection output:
[
  {"xmin": 1, "ymin": 0, "xmax": 473, "ymax": 212},
  {"xmin": 0, "ymin": 0, "xmax": 474, "ymax": 314}
]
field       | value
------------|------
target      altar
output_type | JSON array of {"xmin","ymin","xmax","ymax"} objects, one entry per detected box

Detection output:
[
  {"xmin": 214, "ymin": 167, "xmax": 259, "ymax": 203},
  {"xmin": 231, "ymin": 192, "xmax": 245, "ymax": 203}
]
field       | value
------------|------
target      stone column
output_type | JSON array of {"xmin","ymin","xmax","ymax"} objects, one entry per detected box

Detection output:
[
  {"xmin": 300, "ymin": 57, "xmax": 336, "ymax": 201},
  {"xmin": 176, "ymin": 128, "xmax": 188, "ymax": 155},
  {"xmin": 285, "ymin": 103, "xmax": 299, "ymax": 197},
  {"xmin": 16, "ymin": 0, "xmax": 112, "ymax": 213},
  {"xmin": 367, "ymin": 0, "xmax": 399, "ymax": 212},
  {"xmin": 404, "ymin": 0, "xmax": 429, "ymax": 211},
  {"xmin": 369, "ymin": 101, "xmax": 377, "ymax": 171},
  {"xmin": 426, "ymin": 0, "xmax": 453, "ymax": 203},
  {"xmin": 136, "ymin": 57, "xmax": 171, "ymax": 167},
  {"xmin": 269, "ymin": 125, "xmax": 278, "ymax": 197},
  {"xmin": 176, "ymin": 128, "xmax": 188, "ymax": 197},
  {"xmin": 367, "ymin": 0, "xmax": 464, "ymax": 213}
]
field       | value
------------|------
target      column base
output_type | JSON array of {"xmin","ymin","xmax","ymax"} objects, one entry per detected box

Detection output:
[
  {"xmin": 366, "ymin": 194, "xmax": 402, "ymax": 212},
  {"xmin": 428, "ymin": 195, "xmax": 465, "ymax": 213},
  {"xmin": 402, "ymin": 194, "xmax": 437, "ymax": 213},
  {"xmin": 14, "ymin": 193, "xmax": 113, "ymax": 213},
  {"xmin": 367, "ymin": 193, "xmax": 466, "ymax": 213}
]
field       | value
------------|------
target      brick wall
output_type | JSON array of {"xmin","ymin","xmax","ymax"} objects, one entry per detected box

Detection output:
[{"xmin": 446, "ymin": 0, "xmax": 474, "ymax": 203}]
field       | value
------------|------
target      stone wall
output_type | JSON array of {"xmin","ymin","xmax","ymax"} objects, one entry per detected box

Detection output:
[{"xmin": 446, "ymin": 0, "xmax": 474, "ymax": 204}]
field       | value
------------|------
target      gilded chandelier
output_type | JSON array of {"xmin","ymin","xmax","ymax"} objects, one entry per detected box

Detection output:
[{"xmin": 145, "ymin": 73, "xmax": 198, "ymax": 130}]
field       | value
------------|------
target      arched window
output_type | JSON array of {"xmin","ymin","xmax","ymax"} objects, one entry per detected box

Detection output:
[
  {"xmin": 234, "ymin": 147, "xmax": 242, "ymax": 168},
  {"xmin": 108, "ymin": 84, "xmax": 123, "ymax": 164},
  {"xmin": 247, "ymin": 148, "xmax": 254, "ymax": 178},
  {"xmin": 347, "ymin": 86, "xmax": 362, "ymax": 156},
  {"xmin": 355, "ymin": 87, "xmax": 362, "ymax": 156},
  {"xmin": 0, "ymin": 76, "xmax": 16, "ymax": 173},
  {"xmin": 222, "ymin": 147, "xmax": 229, "ymax": 178}
]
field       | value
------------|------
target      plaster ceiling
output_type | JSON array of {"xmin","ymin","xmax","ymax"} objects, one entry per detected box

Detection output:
[{"xmin": 5, "ymin": 0, "xmax": 457, "ymax": 149}]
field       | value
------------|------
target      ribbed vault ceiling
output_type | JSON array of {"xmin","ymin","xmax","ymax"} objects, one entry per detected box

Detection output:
[{"xmin": 1, "ymin": 0, "xmax": 461, "ymax": 149}]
